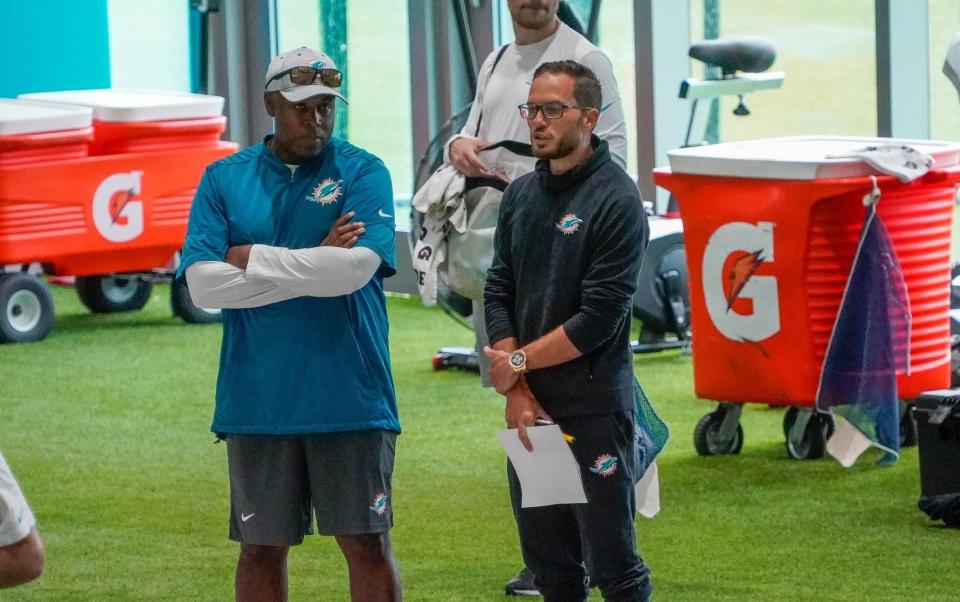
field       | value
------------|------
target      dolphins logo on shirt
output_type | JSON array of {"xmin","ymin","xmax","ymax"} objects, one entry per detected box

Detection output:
[
  {"xmin": 308, "ymin": 178, "xmax": 342, "ymax": 205},
  {"xmin": 589, "ymin": 454, "xmax": 618, "ymax": 477},
  {"xmin": 557, "ymin": 213, "xmax": 583, "ymax": 235},
  {"xmin": 369, "ymin": 492, "xmax": 389, "ymax": 516}
]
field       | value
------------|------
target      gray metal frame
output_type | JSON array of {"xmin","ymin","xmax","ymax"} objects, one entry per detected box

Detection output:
[
  {"xmin": 634, "ymin": 0, "xmax": 691, "ymax": 213},
  {"xmin": 876, "ymin": 0, "xmax": 930, "ymax": 139},
  {"xmin": 207, "ymin": 0, "xmax": 278, "ymax": 147}
]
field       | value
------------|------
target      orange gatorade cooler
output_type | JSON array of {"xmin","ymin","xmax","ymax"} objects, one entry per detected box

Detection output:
[
  {"xmin": 653, "ymin": 136, "xmax": 960, "ymax": 458},
  {"xmin": 0, "ymin": 90, "xmax": 236, "ymax": 344}
]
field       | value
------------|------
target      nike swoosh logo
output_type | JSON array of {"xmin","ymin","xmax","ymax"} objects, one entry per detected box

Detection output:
[
  {"xmin": 16, "ymin": 508, "xmax": 24, "ymax": 524},
  {"xmin": 378, "ymin": 209, "xmax": 393, "ymax": 218},
  {"xmin": 241, "ymin": 513, "xmax": 255, "ymax": 522}
]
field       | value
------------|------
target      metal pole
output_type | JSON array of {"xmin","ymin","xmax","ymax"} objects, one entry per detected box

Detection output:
[
  {"xmin": 634, "ymin": 0, "xmax": 691, "ymax": 212},
  {"xmin": 703, "ymin": 0, "xmax": 719, "ymax": 144},
  {"xmin": 875, "ymin": 0, "xmax": 930, "ymax": 138}
]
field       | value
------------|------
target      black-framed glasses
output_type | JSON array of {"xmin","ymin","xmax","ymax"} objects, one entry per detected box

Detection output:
[
  {"xmin": 267, "ymin": 66, "xmax": 342, "ymax": 89},
  {"xmin": 518, "ymin": 102, "xmax": 586, "ymax": 120}
]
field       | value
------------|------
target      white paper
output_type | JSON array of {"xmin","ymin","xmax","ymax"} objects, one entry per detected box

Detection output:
[
  {"xmin": 827, "ymin": 418, "xmax": 873, "ymax": 468},
  {"xmin": 496, "ymin": 425, "xmax": 588, "ymax": 508},
  {"xmin": 635, "ymin": 461, "xmax": 660, "ymax": 518}
]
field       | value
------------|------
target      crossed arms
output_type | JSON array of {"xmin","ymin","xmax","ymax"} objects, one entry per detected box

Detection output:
[{"xmin": 185, "ymin": 213, "xmax": 381, "ymax": 309}]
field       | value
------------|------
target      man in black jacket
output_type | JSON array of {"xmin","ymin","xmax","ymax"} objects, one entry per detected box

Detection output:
[{"xmin": 483, "ymin": 60, "xmax": 651, "ymax": 601}]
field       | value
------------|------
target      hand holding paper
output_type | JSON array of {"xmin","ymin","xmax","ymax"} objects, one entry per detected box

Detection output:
[{"xmin": 496, "ymin": 425, "xmax": 587, "ymax": 508}]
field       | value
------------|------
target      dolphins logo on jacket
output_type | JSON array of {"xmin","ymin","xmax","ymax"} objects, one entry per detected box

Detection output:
[{"xmin": 556, "ymin": 213, "xmax": 583, "ymax": 235}]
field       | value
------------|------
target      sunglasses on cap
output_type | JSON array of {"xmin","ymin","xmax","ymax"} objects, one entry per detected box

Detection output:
[{"xmin": 267, "ymin": 66, "xmax": 343, "ymax": 89}]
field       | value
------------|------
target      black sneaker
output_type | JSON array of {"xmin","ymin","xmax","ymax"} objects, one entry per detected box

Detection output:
[{"xmin": 505, "ymin": 567, "xmax": 539, "ymax": 596}]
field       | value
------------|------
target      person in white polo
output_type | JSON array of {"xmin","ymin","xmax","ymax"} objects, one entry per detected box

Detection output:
[{"xmin": 0, "ymin": 451, "xmax": 44, "ymax": 589}]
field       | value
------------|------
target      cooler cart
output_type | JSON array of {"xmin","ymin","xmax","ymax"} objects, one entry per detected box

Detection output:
[
  {"xmin": 0, "ymin": 90, "xmax": 238, "ymax": 343},
  {"xmin": 653, "ymin": 136, "xmax": 960, "ymax": 459}
]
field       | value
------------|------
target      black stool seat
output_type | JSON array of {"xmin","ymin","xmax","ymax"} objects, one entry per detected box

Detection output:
[{"xmin": 689, "ymin": 36, "xmax": 776, "ymax": 75}]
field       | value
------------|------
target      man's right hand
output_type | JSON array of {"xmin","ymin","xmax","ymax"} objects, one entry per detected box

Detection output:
[
  {"xmin": 449, "ymin": 137, "xmax": 498, "ymax": 178},
  {"xmin": 321, "ymin": 211, "xmax": 365, "ymax": 248},
  {"xmin": 505, "ymin": 379, "xmax": 551, "ymax": 452}
]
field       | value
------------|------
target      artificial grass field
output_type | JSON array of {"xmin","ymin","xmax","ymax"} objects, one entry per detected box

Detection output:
[{"xmin": 1, "ymin": 284, "xmax": 958, "ymax": 601}]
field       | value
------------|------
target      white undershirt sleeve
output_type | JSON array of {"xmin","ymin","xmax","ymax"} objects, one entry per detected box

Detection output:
[
  {"xmin": 246, "ymin": 245, "xmax": 381, "ymax": 298},
  {"xmin": 185, "ymin": 261, "xmax": 300, "ymax": 309}
]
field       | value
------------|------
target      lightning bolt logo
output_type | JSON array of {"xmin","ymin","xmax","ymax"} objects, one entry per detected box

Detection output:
[{"xmin": 725, "ymin": 250, "xmax": 765, "ymax": 312}]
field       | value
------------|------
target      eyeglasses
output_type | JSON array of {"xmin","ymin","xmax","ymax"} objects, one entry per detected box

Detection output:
[
  {"xmin": 267, "ymin": 66, "xmax": 342, "ymax": 89},
  {"xmin": 518, "ymin": 102, "xmax": 588, "ymax": 120}
]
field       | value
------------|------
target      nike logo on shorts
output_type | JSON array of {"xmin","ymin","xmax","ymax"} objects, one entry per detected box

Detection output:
[
  {"xmin": 241, "ymin": 512, "xmax": 255, "ymax": 522},
  {"xmin": 378, "ymin": 209, "xmax": 392, "ymax": 218}
]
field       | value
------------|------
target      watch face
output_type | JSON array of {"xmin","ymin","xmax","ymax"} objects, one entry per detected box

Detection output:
[{"xmin": 509, "ymin": 351, "xmax": 525, "ymax": 369}]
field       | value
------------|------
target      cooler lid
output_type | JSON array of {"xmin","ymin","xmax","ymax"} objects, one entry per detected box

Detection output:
[
  {"xmin": 17, "ymin": 89, "xmax": 224, "ymax": 122},
  {"xmin": 666, "ymin": 135, "xmax": 960, "ymax": 180},
  {"xmin": 0, "ymin": 98, "xmax": 93, "ymax": 136}
]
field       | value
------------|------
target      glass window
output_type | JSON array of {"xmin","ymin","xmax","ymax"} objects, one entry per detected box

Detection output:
[
  {"xmin": 107, "ymin": 0, "xmax": 190, "ymax": 92},
  {"xmin": 929, "ymin": 0, "xmax": 960, "ymax": 140},
  {"xmin": 689, "ymin": 0, "xmax": 876, "ymax": 142},
  {"xmin": 346, "ymin": 1, "xmax": 412, "ymax": 205},
  {"xmin": 277, "ymin": 1, "xmax": 322, "ymax": 50},
  {"xmin": 277, "ymin": 0, "xmax": 412, "ymax": 225},
  {"xmin": 598, "ymin": 2, "xmax": 637, "ymax": 177}
]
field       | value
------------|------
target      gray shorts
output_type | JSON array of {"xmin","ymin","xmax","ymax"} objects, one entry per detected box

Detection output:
[{"xmin": 225, "ymin": 430, "xmax": 396, "ymax": 546}]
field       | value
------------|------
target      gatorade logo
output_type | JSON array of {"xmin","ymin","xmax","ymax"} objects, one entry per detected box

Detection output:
[
  {"xmin": 702, "ymin": 221, "xmax": 780, "ymax": 342},
  {"xmin": 92, "ymin": 171, "xmax": 145, "ymax": 243}
]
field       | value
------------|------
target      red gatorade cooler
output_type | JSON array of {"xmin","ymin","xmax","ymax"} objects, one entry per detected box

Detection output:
[
  {"xmin": 3, "ymin": 89, "xmax": 235, "ymax": 276},
  {"xmin": 0, "ymin": 90, "xmax": 236, "ymax": 343},
  {"xmin": 0, "ymin": 99, "xmax": 93, "ymax": 167},
  {"xmin": 653, "ymin": 136, "xmax": 960, "ymax": 457}
]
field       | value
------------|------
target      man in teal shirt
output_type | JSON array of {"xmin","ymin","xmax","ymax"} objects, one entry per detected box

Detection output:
[{"xmin": 179, "ymin": 48, "xmax": 401, "ymax": 601}]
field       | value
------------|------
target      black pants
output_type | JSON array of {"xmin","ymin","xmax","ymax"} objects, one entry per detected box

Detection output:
[{"xmin": 508, "ymin": 410, "xmax": 652, "ymax": 602}]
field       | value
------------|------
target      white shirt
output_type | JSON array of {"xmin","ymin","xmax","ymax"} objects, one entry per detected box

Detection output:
[
  {"xmin": 445, "ymin": 21, "xmax": 629, "ymax": 179},
  {"xmin": 0, "ymin": 452, "xmax": 35, "ymax": 547}
]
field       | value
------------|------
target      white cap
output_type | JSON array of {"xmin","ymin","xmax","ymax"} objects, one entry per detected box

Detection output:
[{"xmin": 264, "ymin": 47, "xmax": 347, "ymax": 103}]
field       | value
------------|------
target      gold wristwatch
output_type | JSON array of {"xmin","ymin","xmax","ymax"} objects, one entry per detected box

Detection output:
[{"xmin": 508, "ymin": 349, "xmax": 528, "ymax": 373}]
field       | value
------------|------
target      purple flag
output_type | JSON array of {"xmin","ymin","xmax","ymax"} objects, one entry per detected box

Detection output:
[{"xmin": 815, "ymin": 199, "xmax": 910, "ymax": 465}]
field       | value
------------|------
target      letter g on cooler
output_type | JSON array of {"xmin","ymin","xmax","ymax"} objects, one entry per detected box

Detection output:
[
  {"xmin": 701, "ymin": 221, "xmax": 780, "ymax": 343},
  {"xmin": 92, "ymin": 171, "xmax": 145, "ymax": 243}
]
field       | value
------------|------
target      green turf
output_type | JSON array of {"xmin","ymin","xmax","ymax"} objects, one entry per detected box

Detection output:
[{"xmin": 1, "ymin": 285, "xmax": 958, "ymax": 601}]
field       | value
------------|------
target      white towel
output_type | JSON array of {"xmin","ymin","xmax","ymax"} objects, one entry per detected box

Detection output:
[
  {"xmin": 411, "ymin": 164, "xmax": 468, "ymax": 306},
  {"xmin": 828, "ymin": 144, "xmax": 934, "ymax": 184}
]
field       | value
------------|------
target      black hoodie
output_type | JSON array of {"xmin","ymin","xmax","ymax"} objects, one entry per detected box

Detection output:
[{"xmin": 484, "ymin": 137, "xmax": 648, "ymax": 417}]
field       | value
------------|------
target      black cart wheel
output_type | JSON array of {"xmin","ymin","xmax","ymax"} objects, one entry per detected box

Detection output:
[
  {"xmin": 693, "ymin": 409, "xmax": 744, "ymax": 456},
  {"xmin": 0, "ymin": 274, "xmax": 55, "ymax": 344},
  {"xmin": 170, "ymin": 278, "xmax": 221, "ymax": 324},
  {"xmin": 782, "ymin": 406, "xmax": 835, "ymax": 440},
  {"xmin": 783, "ymin": 407, "xmax": 835, "ymax": 460},
  {"xmin": 76, "ymin": 275, "xmax": 153, "ymax": 313}
]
